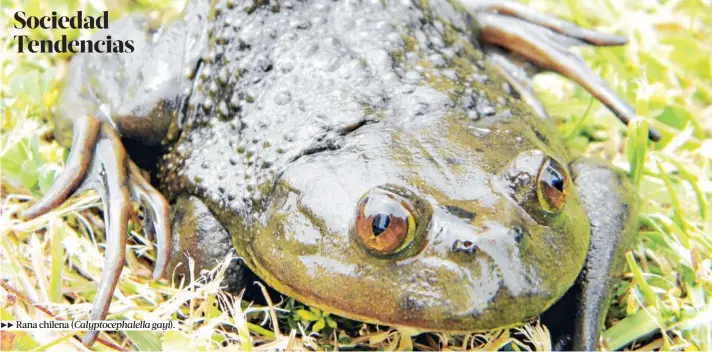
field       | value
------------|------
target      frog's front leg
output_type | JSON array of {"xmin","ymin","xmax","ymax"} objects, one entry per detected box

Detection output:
[
  {"xmin": 568, "ymin": 158, "xmax": 639, "ymax": 350},
  {"xmin": 167, "ymin": 195, "xmax": 245, "ymax": 293},
  {"xmin": 463, "ymin": 0, "xmax": 660, "ymax": 141}
]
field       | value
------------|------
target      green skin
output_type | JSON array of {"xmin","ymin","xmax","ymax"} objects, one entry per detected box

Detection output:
[
  {"xmin": 226, "ymin": 113, "xmax": 591, "ymax": 331},
  {"xmin": 24, "ymin": 0, "xmax": 646, "ymax": 349}
]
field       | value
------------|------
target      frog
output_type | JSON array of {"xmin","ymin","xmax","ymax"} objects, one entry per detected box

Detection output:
[{"xmin": 23, "ymin": 0, "xmax": 660, "ymax": 349}]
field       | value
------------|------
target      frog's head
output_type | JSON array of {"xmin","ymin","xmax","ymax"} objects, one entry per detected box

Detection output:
[{"xmin": 236, "ymin": 109, "xmax": 591, "ymax": 331}]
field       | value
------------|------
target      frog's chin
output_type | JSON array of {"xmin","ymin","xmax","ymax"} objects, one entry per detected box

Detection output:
[{"xmin": 248, "ymin": 258, "xmax": 535, "ymax": 334}]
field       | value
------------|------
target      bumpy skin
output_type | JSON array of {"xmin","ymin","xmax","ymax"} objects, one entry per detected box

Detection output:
[
  {"xmin": 161, "ymin": 0, "xmax": 591, "ymax": 333},
  {"xmin": 31, "ymin": 0, "xmax": 644, "ymax": 349}
]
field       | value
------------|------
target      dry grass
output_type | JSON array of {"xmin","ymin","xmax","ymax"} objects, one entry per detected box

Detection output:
[{"xmin": 1, "ymin": 0, "xmax": 710, "ymax": 350}]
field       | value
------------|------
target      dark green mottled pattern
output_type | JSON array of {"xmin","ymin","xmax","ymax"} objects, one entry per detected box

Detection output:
[{"xmin": 158, "ymin": 0, "xmax": 591, "ymax": 332}]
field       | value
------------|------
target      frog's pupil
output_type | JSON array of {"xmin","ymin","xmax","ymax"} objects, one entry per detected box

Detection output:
[
  {"xmin": 547, "ymin": 167, "xmax": 564, "ymax": 192},
  {"xmin": 372, "ymin": 214, "xmax": 390, "ymax": 236}
]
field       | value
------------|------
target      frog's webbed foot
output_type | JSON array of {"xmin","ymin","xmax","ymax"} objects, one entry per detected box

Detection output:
[
  {"xmin": 467, "ymin": 0, "xmax": 661, "ymax": 141},
  {"xmin": 23, "ymin": 117, "xmax": 171, "ymax": 347}
]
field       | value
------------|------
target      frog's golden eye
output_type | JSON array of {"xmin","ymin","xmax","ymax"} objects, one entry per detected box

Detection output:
[
  {"xmin": 537, "ymin": 158, "xmax": 569, "ymax": 212},
  {"xmin": 354, "ymin": 191, "xmax": 416, "ymax": 256}
]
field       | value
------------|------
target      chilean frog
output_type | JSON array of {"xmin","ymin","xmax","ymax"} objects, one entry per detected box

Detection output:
[{"xmin": 24, "ymin": 0, "xmax": 658, "ymax": 349}]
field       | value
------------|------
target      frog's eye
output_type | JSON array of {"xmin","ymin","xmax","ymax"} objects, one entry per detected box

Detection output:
[
  {"xmin": 537, "ymin": 158, "xmax": 569, "ymax": 212},
  {"xmin": 354, "ymin": 191, "xmax": 417, "ymax": 256}
]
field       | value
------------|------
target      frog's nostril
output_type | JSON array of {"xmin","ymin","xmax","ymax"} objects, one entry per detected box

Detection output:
[
  {"xmin": 512, "ymin": 225, "xmax": 526, "ymax": 242},
  {"xmin": 444, "ymin": 205, "xmax": 476, "ymax": 221},
  {"xmin": 453, "ymin": 239, "xmax": 477, "ymax": 253}
]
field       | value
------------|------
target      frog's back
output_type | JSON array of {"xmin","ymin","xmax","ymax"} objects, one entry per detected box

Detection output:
[{"xmin": 160, "ymin": 0, "xmax": 551, "ymax": 211}]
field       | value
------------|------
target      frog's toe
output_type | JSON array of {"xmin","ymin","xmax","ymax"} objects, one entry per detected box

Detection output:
[
  {"xmin": 128, "ymin": 161, "xmax": 171, "ymax": 281},
  {"xmin": 471, "ymin": 4, "xmax": 660, "ymax": 141},
  {"xmin": 486, "ymin": 48, "xmax": 550, "ymax": 120},
  {"xmin": 79, "ymin": 125, "xmax": 171, "ymax": 347},
  {"xmin": 466, "ymin": 1, "xmax": 628, "ymax": 46},
  {"xmin": 79, "ymin": 124, "xmax": 132, "ymax": 347},
  {"xmin": 23, "ymin": 115, "xmax": 101, "ymax": 219}
]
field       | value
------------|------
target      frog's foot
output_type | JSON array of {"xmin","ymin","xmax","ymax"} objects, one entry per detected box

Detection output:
[
  {"xmin": 486, "ymin": 48, "xmax": 550, "ymax": 120},
  {"xmin": 23, "ymin": 117, "xmax": 171, "ymax": 347},
  {"xmin": 468, "ymin": 1, "xmax": 661, "ymax": 141}
]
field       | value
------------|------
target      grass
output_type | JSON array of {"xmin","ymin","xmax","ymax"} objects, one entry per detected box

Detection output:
[{"xmin": 1, "ymin": 0, "xmax": 711, "ymax": 350}]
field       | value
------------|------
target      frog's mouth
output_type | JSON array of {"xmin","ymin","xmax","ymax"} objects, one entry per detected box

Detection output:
[
  {"xmin": 224, "ymin": 118, "xmax": 589, "ymax": 332},
  {"xmin": 228, "ymin": 176, "xmax": 588, "ymax": 333}
]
